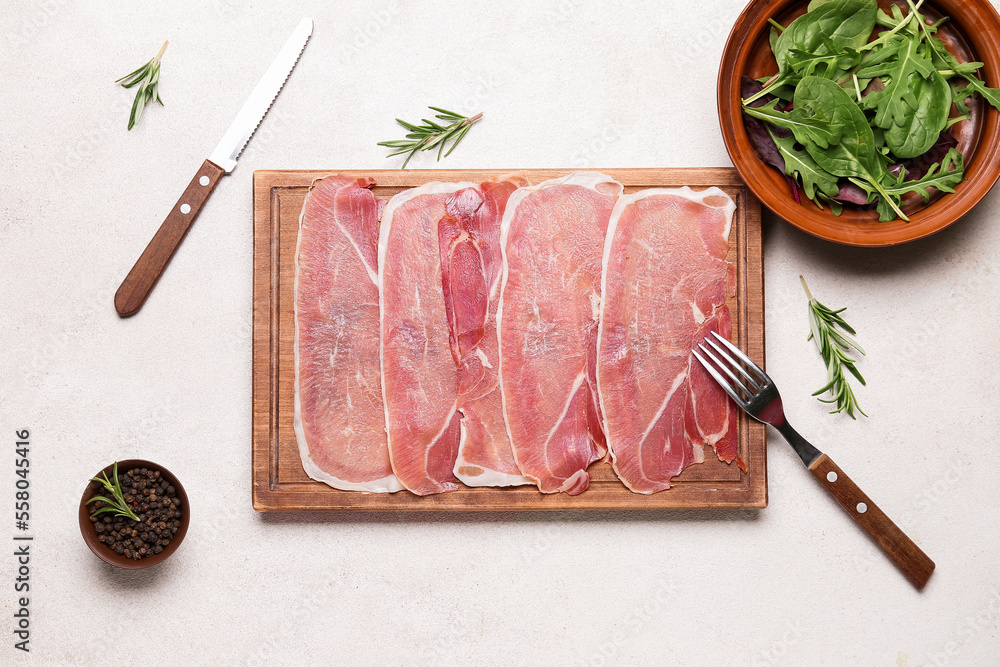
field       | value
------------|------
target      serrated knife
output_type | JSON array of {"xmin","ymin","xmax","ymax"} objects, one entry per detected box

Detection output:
[{"xmin": 114, "ymin": 17, "xmax": 313, "ymax": 317}]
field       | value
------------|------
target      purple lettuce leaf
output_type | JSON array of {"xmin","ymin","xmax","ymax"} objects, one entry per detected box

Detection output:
[
  {"xmin": 741, "ymin": 76, "xmax": 790, "ymax": 173},
  {"xmin": 895, "ymin": 132, "xmax": 959, "ymax": 181}
]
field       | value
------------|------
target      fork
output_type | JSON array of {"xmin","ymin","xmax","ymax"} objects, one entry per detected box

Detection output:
[{"xmin": 694, "ymin": 331, "xmax": 935, "ymax": 589}]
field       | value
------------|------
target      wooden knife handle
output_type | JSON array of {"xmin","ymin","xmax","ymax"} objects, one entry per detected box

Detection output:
[
  {"xmin": 808, "ymin": 453, "xmax": 935, "ymax": 589},
  {"xmin": 114, "ymin": 159, "xmax": 225, "ymax": 316}
]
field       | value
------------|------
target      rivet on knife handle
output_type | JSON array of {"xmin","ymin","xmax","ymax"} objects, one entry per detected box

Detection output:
[
  {"xmin": 114, "ymin": 159, "xmax": 224, "ymax": 316},
  {"xmin": 808, "ymin": 454, "xmax": 935, "ymax": 589}
]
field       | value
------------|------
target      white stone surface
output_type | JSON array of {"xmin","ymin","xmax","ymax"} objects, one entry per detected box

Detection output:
[{"xmin": 1, "ymin": 1, "xmax": 999, "ymax": 665}]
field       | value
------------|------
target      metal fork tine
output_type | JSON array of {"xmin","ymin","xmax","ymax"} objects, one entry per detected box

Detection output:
[
  {"xmin": 705, "ymin": 338, "xmax": 761, "ymax": 391},
  {"xmin": 693, "ymin": 349, "xmax": 748, "ymax": 408},
  {"xmin": 697, "ymin": 344, "xmax": 752, "ymax": 399},
  {"xmin": 710, "ymin": 331, "xmax": 769, "ymax": 384}
]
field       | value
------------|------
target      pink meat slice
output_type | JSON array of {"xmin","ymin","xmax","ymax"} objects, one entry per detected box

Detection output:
[
  {"xmin": 379, "ymin": 181, "xmax": 476, "ymax": 495},
  {"xmin": 441, "ymin": 175, "xmax": 534, "ymax": 487},
  {"xmin": 597, "ymin": 187, "xmax": 737, "ymax": 494},
  {"xmin": 293, "ymin": 175, "xmax": 402, "ymax": 492},
  {"xmin": 498, "ymin": 172, "xmax": 623, "ymax": 494}
]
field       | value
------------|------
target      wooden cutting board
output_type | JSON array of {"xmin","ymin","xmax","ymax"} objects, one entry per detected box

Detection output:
[{"xmin": 252, "ymin": 168, "xmax": 766, "ymax": 511}]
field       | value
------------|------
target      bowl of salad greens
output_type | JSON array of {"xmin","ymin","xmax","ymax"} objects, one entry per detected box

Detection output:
[{"xmin": 718, "ymin": 0, "xmax": 1000, "ymax": 245}]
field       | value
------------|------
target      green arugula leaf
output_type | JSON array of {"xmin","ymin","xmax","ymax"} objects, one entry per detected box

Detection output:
[
  {"xmin": 961, "ymin": 76, "xmax": 1000, "ymax": 110},
  {"xmin": 786, "ymin": 43, "xmax": 860, "ymax": 80},
  {"xmin": 886, "ymin": 147, "xmax": 965, "ymax": 200},
  {"xmin": 743, "ymin": 100, "xmax": 843, "ymax": 148},
  {"xmin": 950, "ymin": 79, "xmax": 975, "ymax": 116},
  {"xmin": 856, "ymin": 36, "xmax": 935, "ymax": 129},
  {"xmin": 851, "ymin": 148, "xmax": 964, "ymax": 221},
  {"xmin": 767, "ymin": 127, "xmax": 842, "ymax": 201}
]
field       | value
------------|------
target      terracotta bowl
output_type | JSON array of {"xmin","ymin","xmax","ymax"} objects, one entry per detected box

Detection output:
[
  {"xmin": 718, "ymin": 0, "xmax": 1000, "ymax": 246},
  {"xmin": 79, "ymin": 459, "xmax": 189, "ymax": 569}
]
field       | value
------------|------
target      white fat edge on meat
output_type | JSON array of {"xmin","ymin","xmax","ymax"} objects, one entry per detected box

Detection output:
[
  {"xmin": 446, "ymin": 176, "xmax": 532, "ymax": 488},
  {"xmin": 606, "ymin": 186, "xmax": 735, "ymax": 248},
  {"xmin": 377, "ymin": 181, "xmax": 475, "ymax": 488},
  {"xmin": 453, "ymin": 419, "xmax": 533, "ymax": 487},
  {"xmin": 685, "ymin": 353, "xmax": 730, "ymax": 455},
  {"xmin": 597, "ymin": 187, "xmax": 734, "ymax": 483},
  {"xmin": 293, "ymin": 176, "xmax": 404, "ymax": 492},
  {"xmin": 496, "ymin": 172, "xmax": 623, "ymax": 484},
  {"xmin": 627, "ymin": 186, "xmax": 734, "ymax": 328}
]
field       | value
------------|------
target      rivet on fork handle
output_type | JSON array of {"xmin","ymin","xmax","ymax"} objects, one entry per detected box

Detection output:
[{"xmin": 808, "ymin": 453, "xmax": 935, "ymax": 589}]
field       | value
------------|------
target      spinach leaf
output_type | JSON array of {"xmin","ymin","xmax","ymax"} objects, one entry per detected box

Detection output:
[
  {"xmin": 794, "ymin": 76, "xmax": 908, "ymax": 219},
  {"xmin": 775, "ymin": 0, "xmax": 876, "ymax": 60},
  {"xmin": 767, "ymin": 127, "xmax": 842, "ymax": 201},
  {"xmin": 743, "ymin": 100, "xmax": 842, "ymax": 148},
  {"xmin": 897, "ymin": 131, "xmax": 958, "ymax": 180},
  {"xmin": 744, "ymin": 0, "xmax": 877, "ymax": 105},
  {"xmin": 885, "ymin": 70, "xmax": 951, "ymax": 158}
]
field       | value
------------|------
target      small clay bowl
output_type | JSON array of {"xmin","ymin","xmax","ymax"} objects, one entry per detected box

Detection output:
[
  {"xmin": 79, "ymin": 459, "xmax": 189, "ymax": 569},
  {"xmin": 718, "ymin": 0, "xmax": 1000, "ymax": 246}
]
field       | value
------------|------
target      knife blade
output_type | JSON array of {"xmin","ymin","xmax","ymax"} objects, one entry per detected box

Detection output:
[{"xmin": 114, "ymin": 17, "xmax": 313, "ymax": 317}]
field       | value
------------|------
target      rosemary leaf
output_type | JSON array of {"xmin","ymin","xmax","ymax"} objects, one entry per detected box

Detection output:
[
  {"xmin": 87, "ymin": 462, "xmax": 141, "ymax": 522},
  {"xmin": 801, "ymin": 276, "xmax": 867, "ymax": 418},
  {"xmin": 377, "ymin": 107, "xmax": 482, "ymax": 169},
  {"xmin": 117, "ymin": 41, "xmax": 167, "ymax": 130}
]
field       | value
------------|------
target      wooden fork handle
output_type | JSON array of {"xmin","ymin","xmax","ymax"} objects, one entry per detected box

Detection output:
[
  {"xmin": 114, "ymin": 159, "xmax": 225, "ymax": 317},
  {"xmin": 808, "ymin": 453, "xmax": 935, "ymax": 589}
]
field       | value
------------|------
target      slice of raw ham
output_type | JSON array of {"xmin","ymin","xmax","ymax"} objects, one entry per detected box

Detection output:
[
  {"xmin": 293, "ymin": 175, "xmax": 402, "ymax": 492},
  {"xmin": 443, "ymin": 175, "xmax": 533, "ymax": 488},
  {"xmin": 379, "ymin": 181, "xmax": 476, "ymax": 495},
  {"xmin": 597, "ymin": 187, "xmax": 737, "ymax": 494},
  {"xmin": 498, "ymin": 171, "xmax": 623, "ymax": 494}
]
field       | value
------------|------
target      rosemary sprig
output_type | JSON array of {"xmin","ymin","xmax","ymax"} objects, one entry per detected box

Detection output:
[
  {"xmin": 377, "ymin": 107, "xmax": 482, "ymax": 169},
  {"xmin": 86, "ymin": 462, "xmax": 141, "ymax": 522},
  {"xmin": 116, "ymin": 41, "xmax": 167, "ymax": 130},
  {"xmin": 801, "ymin": 276, "xmax": 867, "ymax": 419}
]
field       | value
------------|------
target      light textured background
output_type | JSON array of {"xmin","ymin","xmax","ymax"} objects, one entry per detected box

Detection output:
[{"xmin": 1, "ymin": 1, "xmax": 998, "ymax": 665}]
